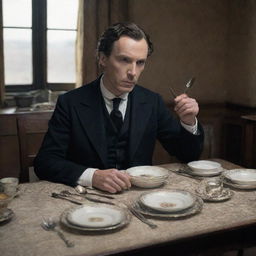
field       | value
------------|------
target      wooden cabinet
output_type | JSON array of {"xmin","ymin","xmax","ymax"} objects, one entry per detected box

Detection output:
[
  {"xmin": 0, "ymin": 114, "xmax": 20, "ymax": 178},
  {"xmin": 0, "ymin": 109, "xmax": 52, "ymax": 182},
  {"xmin": 241, "ymin": 115, "xmax": 256, "ymax": 168},
  {"xmin": 222, "ymin": 105, "xmax": 256, "ymax": 168}
]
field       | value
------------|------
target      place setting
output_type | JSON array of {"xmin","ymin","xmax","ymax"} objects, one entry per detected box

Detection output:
[
  {"xmin": 60, "ymin": 204, "xmax": 131, "ymax": 232},
  {"xmin": 222, "ymin": 168, "xmax": 256, "ymax": 190},
  {"xmin": 131, "ymin": 189, "xmax": 203, "ymax": 219}
]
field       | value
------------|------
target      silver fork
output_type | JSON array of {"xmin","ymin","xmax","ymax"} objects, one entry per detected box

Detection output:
[
  {"xmin": 41, "ymin": 217, "xmax": 74, "ymax": 247},
  {"xmin": 125, "ymin": 204, "xmax": 157, "ymax": 229}
]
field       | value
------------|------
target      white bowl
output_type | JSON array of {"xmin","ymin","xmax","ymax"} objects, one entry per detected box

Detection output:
[
  {"xmin": 223, "ymin": 169, "xmax": 256, "ymax": 185},
  {"xmin": 126, "ymin": 166, "xmax": 169, "ymax": 188},
  {"xmin": 187, "ymin": 160, "xmax": 222, "ymax": 176}
]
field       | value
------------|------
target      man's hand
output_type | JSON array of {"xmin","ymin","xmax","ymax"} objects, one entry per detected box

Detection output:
[
  {"xmin": 174, "ymin": 94, "xmax": 199, "ymax": 125},
  {"xmin": 92, "ymin": 169, "xmax": 131, "ymax": 193}
]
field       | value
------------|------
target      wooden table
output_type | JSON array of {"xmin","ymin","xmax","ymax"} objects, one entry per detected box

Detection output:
[{"xmin": 1, "ymin": 159, "xmax": 256, "ymax": 256}]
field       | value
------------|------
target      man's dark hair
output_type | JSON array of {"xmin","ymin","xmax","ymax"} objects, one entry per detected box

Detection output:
[{"xmin": 97, "ymin": 22, "xmax": 153, "ymax": 57}]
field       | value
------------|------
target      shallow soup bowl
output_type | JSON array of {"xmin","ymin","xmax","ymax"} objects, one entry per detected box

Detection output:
[
  {"xmin": 187, "ymin": 160, "xmax": 222, "ymax": 176},
  {"xmin": 126, "ymin": 166, "xmax": 169, "ymax": 188}
]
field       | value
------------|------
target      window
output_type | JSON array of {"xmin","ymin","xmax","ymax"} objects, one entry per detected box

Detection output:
[{"xmin": 2, "ymin": 0, "xmax": 79, "ymax": 92}]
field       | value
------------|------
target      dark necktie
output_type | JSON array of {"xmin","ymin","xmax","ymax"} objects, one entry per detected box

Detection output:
[{"xmin": 110, "ymin": 98, "xmax": 123, "ymax": 131}]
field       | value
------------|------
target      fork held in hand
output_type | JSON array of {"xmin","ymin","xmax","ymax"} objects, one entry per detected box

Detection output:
[
  {"xmin": 169, "ymin": 87, "xmax": 177, "ymax": 98},
  {"xmin": 184, "ymin": 77, "xmax": 195, "ymax": 93}
]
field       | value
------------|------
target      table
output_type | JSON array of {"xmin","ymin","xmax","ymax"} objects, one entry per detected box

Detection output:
[{"xmin": 1, "ymin": 159, "xmax": 256, "ymax": 256}]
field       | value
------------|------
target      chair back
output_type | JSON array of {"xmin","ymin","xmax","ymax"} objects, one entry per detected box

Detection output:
[{"xmin": 17, "ymin": 112, "xmax": 52, "ymax": 182}]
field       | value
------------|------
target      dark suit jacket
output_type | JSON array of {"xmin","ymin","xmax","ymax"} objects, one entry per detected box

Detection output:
[{"xmin": 34, "ymin": 77, "xmax": 204, "ymax": 186}]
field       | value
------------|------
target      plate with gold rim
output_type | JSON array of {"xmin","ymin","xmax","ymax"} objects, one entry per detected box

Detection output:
[
  {"xmin": 133, "ymin": 196, "xmax": 203, "ymax": 218},
  {"xmin": 223, "ymin": 178, "xmax": 256, "ymax": 190},
  {"xmin": 61, "ymin": 205, "xmax": 131, "ymax": 231},
  {"xmin": 138, "ymin": 189, "xmax": 196, "ymax": 213}
]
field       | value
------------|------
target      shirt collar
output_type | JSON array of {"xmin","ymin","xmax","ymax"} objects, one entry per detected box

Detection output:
[{"xmin": 100, "ymin": 76, "xmax": 129, "ymax": 101}]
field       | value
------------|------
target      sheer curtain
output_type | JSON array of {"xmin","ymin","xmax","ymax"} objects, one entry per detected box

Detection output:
[
  {"xmin": 0, "ymin": 1, "xmax": 5, "ymax": 106},
  {"xmin": 76, "ymin": 0, "xmax": 129, "ymax": 87}
]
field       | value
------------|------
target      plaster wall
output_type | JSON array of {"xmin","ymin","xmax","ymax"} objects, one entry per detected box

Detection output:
[
  {"xmin": 227, "ymin": 0, "xmax": 256, "ymax": 107},
  {"xmin": 128, "ymin": 0, "xmax": 229, "ymax": 104}
]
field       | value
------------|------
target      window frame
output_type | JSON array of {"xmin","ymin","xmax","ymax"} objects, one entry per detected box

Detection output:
[{"xmin": 3, "ymin": 0, "xmax": 76, "ymax": 93}]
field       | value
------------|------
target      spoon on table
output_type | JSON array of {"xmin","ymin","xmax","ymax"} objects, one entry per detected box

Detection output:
[
  {"xmin": 41, "ymin": 217, "xmax": 74, "ymax": 247},
  {"xmin": 184, "ymin": 77, "xmax": 195, "ymax": 94},
  {"xmin": 74, "ymin": 185, "xmax": 115, "ymax": 199}
]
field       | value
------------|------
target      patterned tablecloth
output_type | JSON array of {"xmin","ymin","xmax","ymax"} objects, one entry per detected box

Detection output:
[{"xmin": 0, "ymin": 159, "xmax": 256, "ymax": 256}]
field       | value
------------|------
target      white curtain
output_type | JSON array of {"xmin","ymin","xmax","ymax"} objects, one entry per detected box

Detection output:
[{"xmin": 0, "ymin": 0, "xmax": 5, "ymax": 106}]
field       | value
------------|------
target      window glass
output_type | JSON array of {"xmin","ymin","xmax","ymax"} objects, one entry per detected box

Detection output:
[
  {"xmin": 47, "ymin": 0, "xmax": 78, "ymax": 29},
  {"xmin": 47, "ymin": 30, "xmax": 76, "ymax": 83},
  {"xmin": 3, "ymin": 0, "xmax": 32, "ymax": 27},
  {"xmin": 4, "ymin": 29, "xmax": 32, "ymax": 85}
]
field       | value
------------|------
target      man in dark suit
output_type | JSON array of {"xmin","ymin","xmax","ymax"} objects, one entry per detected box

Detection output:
[{"xmin": 34, "ymin": 22, "xmax": 204, "ymax": 193}]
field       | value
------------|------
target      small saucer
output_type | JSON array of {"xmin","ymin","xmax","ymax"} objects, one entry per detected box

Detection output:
[
  {"xmin": 195, "ymin": 188, "xmax": 234, "ymax": 202},
  {"xmin": 0, "ymin": 208, "xmax": 14, "ymax": 223}
]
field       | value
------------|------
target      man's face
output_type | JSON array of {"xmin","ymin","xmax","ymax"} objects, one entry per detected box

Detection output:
[{"xmin": 99, "ymin": 36, "xmax": 148, "ymax": 96}]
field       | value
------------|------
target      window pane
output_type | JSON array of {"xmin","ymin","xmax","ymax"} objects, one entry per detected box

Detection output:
[
  {"xmin": 4, "ymin": 29, "xmax": 32, "ymax": 85},
  {"xmin": 47, "ymin": 30, "xmax": 76, "ymax": 83},
  {"xmin": 3, "ymin": 0, "xmax": 32, "ymax": 27},
  {"xmin": 47, "ymin": 0, "xmax": 78, "ymax": 29}
]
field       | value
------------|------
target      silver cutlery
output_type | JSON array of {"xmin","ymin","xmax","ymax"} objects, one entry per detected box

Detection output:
[
  {"xmin": 169, "ymin": 87, "xmax": 177, "ymax": 98},
  {"xmin": 169, "ymin": 77, "xmax": 195, "ymax": 98},
  {"xmin": 184, "ymin": 77, "xmax": 195, "ymax": 93},
  {"xmin": 81, "ymin": 194, "xmax": 116, "ymax": 205},
  {"xmin": 175, "ymin": 169, "xmax": 203, "ymax": 180},
  {"xmin": 74, "ymin": 186, "xmax": 115, "ymax": 199},
  {"xmin": 41, "ymin": 217, "xmax": 74, "ymax": 247},
  {"xmin": 125, "ymin": 204, "xmax": 157, "ymax": 229},
  {"xmin": 51, "ymin": 192, "xmax": 82, "ymax": 204},
  {"xmin": 52, "ymin": 192, "xmax": 115, "ymax": 205}
]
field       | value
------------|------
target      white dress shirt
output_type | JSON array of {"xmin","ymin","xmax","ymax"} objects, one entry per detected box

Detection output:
[{"xmin": 78, "ymin": 77, "xmax": 198, "ymax": 187}]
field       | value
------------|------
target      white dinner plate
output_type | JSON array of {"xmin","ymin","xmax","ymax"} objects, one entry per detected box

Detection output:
[
  {"xmin": 139, "ymin": 190, "xmax": 196, "ymax": 213},
  {"xmin": 66, "ymin": 205, "xmax": 125, "ymax": 228},
  {"xmin": 133, "ymin": 196, "xmax": 203, "ymax": 218},
  {"xmin": 187, "ymin": 160, "xmax": 222, "ymax": 176},
  {"xmin": 222, "ymin": 169, "xmax": 256, "ymax": 185}
]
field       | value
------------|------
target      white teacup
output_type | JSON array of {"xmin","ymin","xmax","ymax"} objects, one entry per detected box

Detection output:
[{"xmin": 0, "ymin": 177, "xmax": 19, "ymax": 197}]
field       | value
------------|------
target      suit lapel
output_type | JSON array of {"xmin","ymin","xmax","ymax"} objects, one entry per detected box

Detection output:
[
  {"xmin": 129, "ymin": 87, "xmax": 152, "ymax": 161},
  {"xmin": 75, "ymin": 82, "xmax": 108, "ymax": 167}
]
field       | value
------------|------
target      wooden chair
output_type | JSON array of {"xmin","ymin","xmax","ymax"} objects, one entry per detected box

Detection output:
[{"xmin": 17, "ymin": 112, "xmax": 52, "ymax": 182}]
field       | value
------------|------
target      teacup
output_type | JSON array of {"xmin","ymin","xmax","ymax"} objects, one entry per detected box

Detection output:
[
  {"xmin": 204, "ymin": 177, "xmax": 223, "ymax": 197},
  {"xmin": 0, "ymin": 192, "xmax": 12, "ymax": 215},
  {"xmin": 0, "ymin": 177, "xmax": 19, "ymax": 197}
]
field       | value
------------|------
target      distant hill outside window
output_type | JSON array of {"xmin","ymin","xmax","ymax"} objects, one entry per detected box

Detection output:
[{"xmin": 2, "ymin": 0, "xmax": 78, "ymax": 91}]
